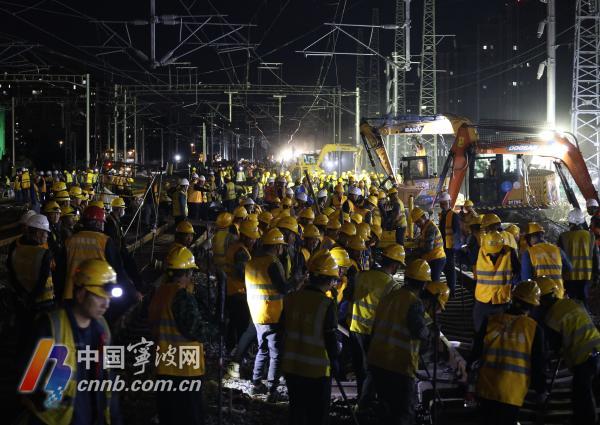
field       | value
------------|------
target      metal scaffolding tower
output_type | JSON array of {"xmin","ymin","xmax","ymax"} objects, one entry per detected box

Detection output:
[
  {"xmin": 571, "ymin": 0, "xmax": 600, "ymax": 176},
  {"xmin": 419, "ymin": 0, "xmax": 438, "ymax": 172},
  {"xmin": 355, "ymin": 29, "xmax": 369, "ymax": 118},
  {"xmin": 393, "ymin": 0, "xmax": 411, "ymax": 163},
  {"xmin": 367, "ymin": 9, "xmax": 382, "ymax": 118}
]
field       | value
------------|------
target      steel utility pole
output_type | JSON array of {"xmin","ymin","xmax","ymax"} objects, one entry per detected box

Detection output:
[
  {"xmin": 85, "ymin": 74, "xmax": 90, "ymax": 166},
  {"xmin": 113, "ymin": 85, "xmax": 118, "ymax": 162},
  {"xmin": 11, "ymin": 96, "xmax": 15, "ymax": 168},
  {"xmin": 546, "ymin": 0, "xmax": 556, "ymax": 126},
  {"xmin": 419, "ymin": 0, "xmax": 437, "ymax": 173},
  {"xmin": 571, "ymin": 0, "xmax": 600, "ymax": 175},
  {"xmin": 123, "ymin": 89, "xmax": 127, "ymax": 163}
]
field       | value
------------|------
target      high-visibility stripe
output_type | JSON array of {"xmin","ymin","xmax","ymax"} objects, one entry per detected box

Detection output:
[{"xmin": 482, "ymin": 361, "xmax": 529, "ymax": 375}]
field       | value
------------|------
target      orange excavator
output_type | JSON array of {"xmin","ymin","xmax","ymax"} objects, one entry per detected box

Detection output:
[{"xmin": 360, "ymin": 114, "xmax": 599, "ymax": 212}]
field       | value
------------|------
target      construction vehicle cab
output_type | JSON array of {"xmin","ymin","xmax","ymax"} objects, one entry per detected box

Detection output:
[{"xmin": 289, "ymin": 143, "xmax": 361, "ymax": 181}]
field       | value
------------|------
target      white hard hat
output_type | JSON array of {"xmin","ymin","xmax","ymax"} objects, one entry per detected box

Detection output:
[
  {"xmin": 179, "ymin": 178, "xmax": 190, "ymax": 186},
  {"xmin": 27, "ymin": 214, "xmax": 50, "ymax": 232},
  {"xmin": 53, "ymin": 170, "xmax": 59, "ymax": 174},
  {"xmin": 191, "ymin": 173, "xmax": 199, "ymax": 179},
  {"xmin": 20, "ymin": 210, "xmax": 37, "ymax": 224},
  {"xmin": 317, "ymin": 189, "xmax": 328, "ymax": 198},
  {"xmin": 286, "ymin": 188, "xmax": 294, "ymax": 195},
  {"xmin": 243, "ymin": 198, "xmax": 255, "ymax": 206},
  {"xmin": 439, "ymin": 192, "xmax": 452, "ymax": 202},
  {"xmin": 46, "ymin": 171, "xmax": 51, "ymax": 176},
  {"xmin": 586, "ymin": 199, "xmax": 599, "ymax": 208},
  {"xmin": 268, "ymin": 177, "xmax": 275, "ymax": 183},
  {"xmin": 94, "ymin": 168, "xmax": 98, "ymax": 172},
  {"xmin": 568, "ymin": 208, "xmax": 586, "ymax": 225},
  {"xmin": 296, "ymin": 192, "xmax": 308, "ymax": 202},
  {"xmin": 198, "ymin": 175, "xmax": 206, "ymax": 181},
  {"xmin": 349, "ymin": 186, "xmax": 362, "ymax": 196}
]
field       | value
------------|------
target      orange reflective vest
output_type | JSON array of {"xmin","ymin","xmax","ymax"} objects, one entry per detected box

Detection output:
[{"xmin": 64, "ymin": 231, "xmax": 108, "ymax": 299}]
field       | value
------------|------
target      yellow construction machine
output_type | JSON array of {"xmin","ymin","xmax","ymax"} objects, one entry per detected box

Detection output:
[{"xmin": 289, "ymin": 143, "xmax": 362, "ymax": 181}]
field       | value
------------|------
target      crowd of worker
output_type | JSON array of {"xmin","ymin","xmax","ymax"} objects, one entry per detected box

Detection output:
[{"xmin": 4, "ymin": 162, "xmax": 600, "ymax": 425}]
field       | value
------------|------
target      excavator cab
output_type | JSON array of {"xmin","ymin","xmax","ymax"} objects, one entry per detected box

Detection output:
[
  {"xmin": 400, "ymin": 155, "xmax": 430, "ymax": 182},
  {"xmin": 469, "ymin": 154, "xmax": 522, "ymax": 206}
]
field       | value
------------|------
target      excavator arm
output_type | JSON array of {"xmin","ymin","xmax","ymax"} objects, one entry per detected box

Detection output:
[{"xmin": 359, "ymin": 120, "xmax": 396, "ymax": 180}]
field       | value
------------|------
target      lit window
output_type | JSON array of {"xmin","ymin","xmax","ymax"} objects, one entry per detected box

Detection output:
[
  {"xmin": 483, "ymin": 45, "xmax": 488, "ymax": 50},
  {"xmin": 513, "ymin": 45, "xmax": 518, "ymax": 51},
  {"xmin": 512, "ymin": 81, "xmax": 518, "ymax": 86},
  {"xmin": 526, "ymin": 62, "xmax": 530, "ymax": 67}
]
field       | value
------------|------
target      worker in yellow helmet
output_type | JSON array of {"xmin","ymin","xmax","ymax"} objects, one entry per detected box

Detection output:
[
  {"xmin": 282, "ymin": 249, "xmax": 339, "ymax": 423},
  {"xmin": 148, "ymin": 248, "xmax": 208, "ymax": 425},
  {"xmin": 349, "ymin": 243, "xmax": 405, "ymax": 408},
  {"xmin": 558, "ymin": 209, "xmax": 599, "ymax": 307},
  {"xmin": 410, "ymin": 207, "xmax": 446, "ymax": 281},
  {"xmin": 301, "ymin": 224, "xmax": 322, "ymax": 260},
  {"xmin": 367, "ymin": 258, "xmax": 431, "ymax": 423},
  {"xmin": 105, "ymin": 197, "xmax": 126, "ymax": 251},
  {"xmin": 211, "ymin": 212, "xmax": 238, "ymax": 268},
  {"xmin": 521, "ymin": 222, "xmax": 571, "ymax": 299},
  {"xmin": 21, "ymin": 259, "xmax": 122, "ymax": 425},
  {"xmin": 469, "ymin": 280, "xmax": 546, "ymax": 424},
  {"xmin": 459, "ymin": 215, "xmax": 483, "ymax": 267},
  {"xmin": 385, "ymin": 187, "xmax": 407, "ymax": 245},
  {"xmin": 473, "ymin": 231, "xmax": 520, "ymax": 332},
  {"xmin": 438, "ymin": 192, "xmax": 462, "ymax": 295},
  {"xmin": 536, "ymin": 276, "xmax": 600, "ymax": 424},
  {"xmin": 245, "ymin": 228, "xmax": 288, "ymax": 401}
]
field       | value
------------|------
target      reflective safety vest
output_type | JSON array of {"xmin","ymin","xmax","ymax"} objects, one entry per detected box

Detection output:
[
  {"xmin": 282, "ymin": 288, "xmax": 333, "ymax": 378},
  {"xmin": 212, "ymin": 229, "xmax": 235, "ymax": 267},
  {"xmin": 443, "ymin": 209, "xmax": 456, "ymax": 249},
  {"xmin": 10, "ymin": 243, "xmax": 54, "ymax": 305},
  {"xmin": 559, "ymin": 230, "xmax": 594, "ymax": 281},
  {"xmin": 393, "ymin": 199, "xmax": 407, "ymax": 228},
  {"xmin": 225, "ymin": 182, "xmax": 236, "ymax": 200},
  {"xmin": 148, "ymin": 282, "xmax": 205, "ymax": 377},
  {"xmin": 476, "ymin": 313, "xmax": 536, "ymax": 407},
  {"xmin": 86, "ymin": 172, "xmax": 94, "ymax": 185},
  {"xmin": 187, "ymin": 185, "xmax": 203, "ymax": 203},
  {"xmin": 419, "ymin": 220, "xmax": 446, "ymax": 262},
  {"xmin": 21, "ymin": 171, "xmax": 30, "ymax": 189},
  {"xmin": 245, "ymin": 254, "xmax": 284, "ymax": 324},
  {"xmin": 256, "ymin": 182, "xmax": 264, "ymax": 199},
  {"xmin": 14, "ymin": 176, "xmax": 21, "ymax": 190},
  {"xmin": 475, "ymin": 248, "xmax": 513, "ymax": 304},
  {"xmin": 527, "ymin": 242, "xmax": 564, "ymax": 296},
  {"xmin": 172, "ymin": 188, "xmax": 188, "ymax": 217},
  {"xmin": 350, "ymin": 269, "xmax": 395, "ymax": 335},
  {"xmin": 64, "ymin": 231, "xmax": 108, "ymax": 299},
  {"xmin": 224, "ymin": 242, "xmax": 250, "ymax": 296},
  {"xmin": 24, "ymin": 308, "xmax": 112, "ymax": 425},
  {"xmin": 65, "ymin": 172, "xmax": 73, "ymax": 184},
  {"xmin": 372, "ymin": 208, "xmax": 382, "ymax": 227},
  {"xmin": 545, "ymin": 298, "xmax": 600, "ymax": 368},
  {"xmin": 501, "ymin": 231, "xmax": 518, "ymax": 251},
  {"xmin": 367, "ymin": 287, "xmax": 421, "ymax": 377}
]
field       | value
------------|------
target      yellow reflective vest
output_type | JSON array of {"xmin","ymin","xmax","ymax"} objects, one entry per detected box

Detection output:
[
  {"xmin": 442, "ymin": 209, "xmax": 456, "ymax": 249},
  {"xmin": 245, "ymin": 254, "xmax": 284, "ymax": 324},
  {"xmin": 148, "ymin": 282, "xmax": 205, "ymax": 376},
  {"xmin": 282, "ymin": 287, "xmax": 333, "ymax": 378},
  {"xmin": 224, "ymin": 242, "xmax": 251, "ymax": 296},
  {"xmin": 172, "ymin": 188, "xmax": 188, "ymax": 218},
  {"xmin": 212, "ymin": 228, "xmax": 235, "ymax": 268},
  {"xmin": 64, "ymin": 231, "xmax": 108, "ymax": 299},
  {"xmin": 476, "ymin": 313, "xmax": 536, "ymax": 406},
  {"xmin": 367, "ymin": 287, "xmax": 421, "ymax": 377},
  {"xmin": 350, "ymin": 269, "xmax": 395, "ymax": 335},
  {"xmin": 419, "ymin": 220, "xmax": 446, "ymax": 262},
  {"xmin": 225, "ymin": 181, "xmax": 236, "ymax": 201},
  {"xmin": 187, "ymin": 185, "xmax": 203, "ymax": 203},
  {"xmin": 10, "ymin": 243, "xmax": 54, "ymax": 305},
  {"xmin": 23, "ymin": 308, "xmax": 112, "ymax": 425},
  {"xmin": 559, "ymin": 230, "xmax": 594, "ymax": 281},
  {"xmin": 475, "ymin": 248, "xmax": 513, "ymax": 304},
  {"xmin": 21, "ymin": 171, "xmax": 31, "ymax": 189},
  {"xmin": 527, "ymin": 242, "xmax": 564, "ymax": 296},
  {"xmin": 545, "ymin": 298, "xmax": 600, "ymax": 368}
]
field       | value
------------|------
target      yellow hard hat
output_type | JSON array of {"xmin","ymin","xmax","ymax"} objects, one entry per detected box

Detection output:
[
  {"xmin": 61, "ymin": 205, "xmax": 76, "ymax": 217},
  {"xmin": 323, "ymin": 206, "xmax": 335, "ymax": 217},
  {"xmin": 239, "ymin": 221, "xmax": 261, "ymax": 239},
  {"xmin": 51, "ymin": 181, "xmax": 67, "ymax": 193},
  {"xmin": 258, "ymin": 211, "xmax": 273, "ymax": 225},
  {"xmin": 378, "ymin": 190, "xmax": 386, "ymax": 200},
  {"xmin": 382, "ymin": 243, "xmax": 406, "ymax": 264},
  {"xmin": 216, "ymin": 212, "xmax": 234, "ymax": 228},
  {"xmin": 176, "ymin": 220, "xmax": 195, "ymax": 234},
  {"xmin": 279, "ymin": 208, "xmax": 291, "ymax": 218},
  {"xmin": 247, "ymin": 213, "xmax": 259, "ymax": 223},
  {"xmin": 369, "ymin": 185, "xmax": 378, "ymax": 194},
  {"xmin": 505, "ymin": 224, "xmax": 520, "ymax": 238},
  {"xmin": 424, "ymin": 281, "xmax": 451, "ymax": 310},
  {"xmin": 464, "ymin": 199, "xmax": 474, "ymax": 207},
  {"xmin": 300, "ymin": 208, "xmax": 316, "ymax": 220},
  {"xmin": 526, "ymin": 222, "xmax": 545, "ymax": 236},
  {"xmin": 326, "ymin": 219, "xmax": 341, "ymax": 230},
  {"xmin": 272, "ymin": 197, "xmax": 282, "ymax": 205},
  {"xmin": 69, "ymin": 186, "xmax": 82, "ymax": 196},
  {"xmin": 481, "ymin": 213, "xmax": 501, "ymax": 229},
  {"xmin": 410, "ymin": 207, "xmax": 426, "ymax": 222},
  {"xmin": 512, "ymin": 280, "xmax": 541, "ymax": 306},
  {"xmin": 388, "ymin": 187, "xmax": 398, "ymax": 195},
  {"xmin": 347, "ymin": 235, "xmax": 367, "ymax": 251},
  {"xmin": 43, "ymin": 201, "xmax": 61, "ymax": 213},
  {"xmin": 111, "ymin": 197, "xmax": 126, "ymax": 208},
  {"xmin": 73, "ymin": 259, "xmax": 118, "ymax": 299},
  {"xmin": 89, "ymin": 200, "xmax": 105, "ymax": 209},
  {"xmin": 340, "ymin": 222, "xmax": 357, "ymax": 237},
  {"xmin": 233, "ymin": 206, "xmax": 248, "ymax": 219},
  {"xmin": 334, "ymin": 184, "xmax": 344, "ymax": 193},
  {"xmin": 466, "ymin": 215, "xmax": 483, "ymax": 226},
  {"xmin": 350, "ymin": 212, "xmax": 363, "ymax": 225},
  {"xmin": 370, "ymin": 224, "xmax": 382, "ymax": 239},
  {"xmin": 262, "ymin": 228, "xmax": 287, "ymax": 245},
  {"xmin": 356, "ymin": 222, "xmax": 371, "ymax": 240},
  {"xmin": 367, "ymin": 195, "xmax": 378, "ymax": 206},
  {"xmin": 535, "ymin": 276, "xmax": 561, "ymax": 298},
  {"xmin": 314, "ymin": 214, "xmax": 329, "ymax": 226},
  {"xmin": 54, "ymin": 190, "xmax": 70, "ymax": 202},
  {"xmin": 405, "ymin": 259, "xmax": 432, "ymax": 282},
  {"xmin": 165, "ymin": 246, "xmax": 198, "ymax": 270},
  {"xmin": 481, "ymin": 231, "xmax": 505, "ymax": 254},
  {"xmin": 277, "ymin": 216, "xmax": 299, "ymax": 235},
  {"xmin": 303, "ymin": 223, "xmax": 322, "ymax": 239},
  {"xmin": 307, "ymin": 250, "xmax": 339, "ymax": 277},
  {"xmin": 330, "ymin": 246, "xmax": 352, "ymax": 268},
  {"xmin": 282, "ymin": 197, "xmax": 293, "ymax": 207}
]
